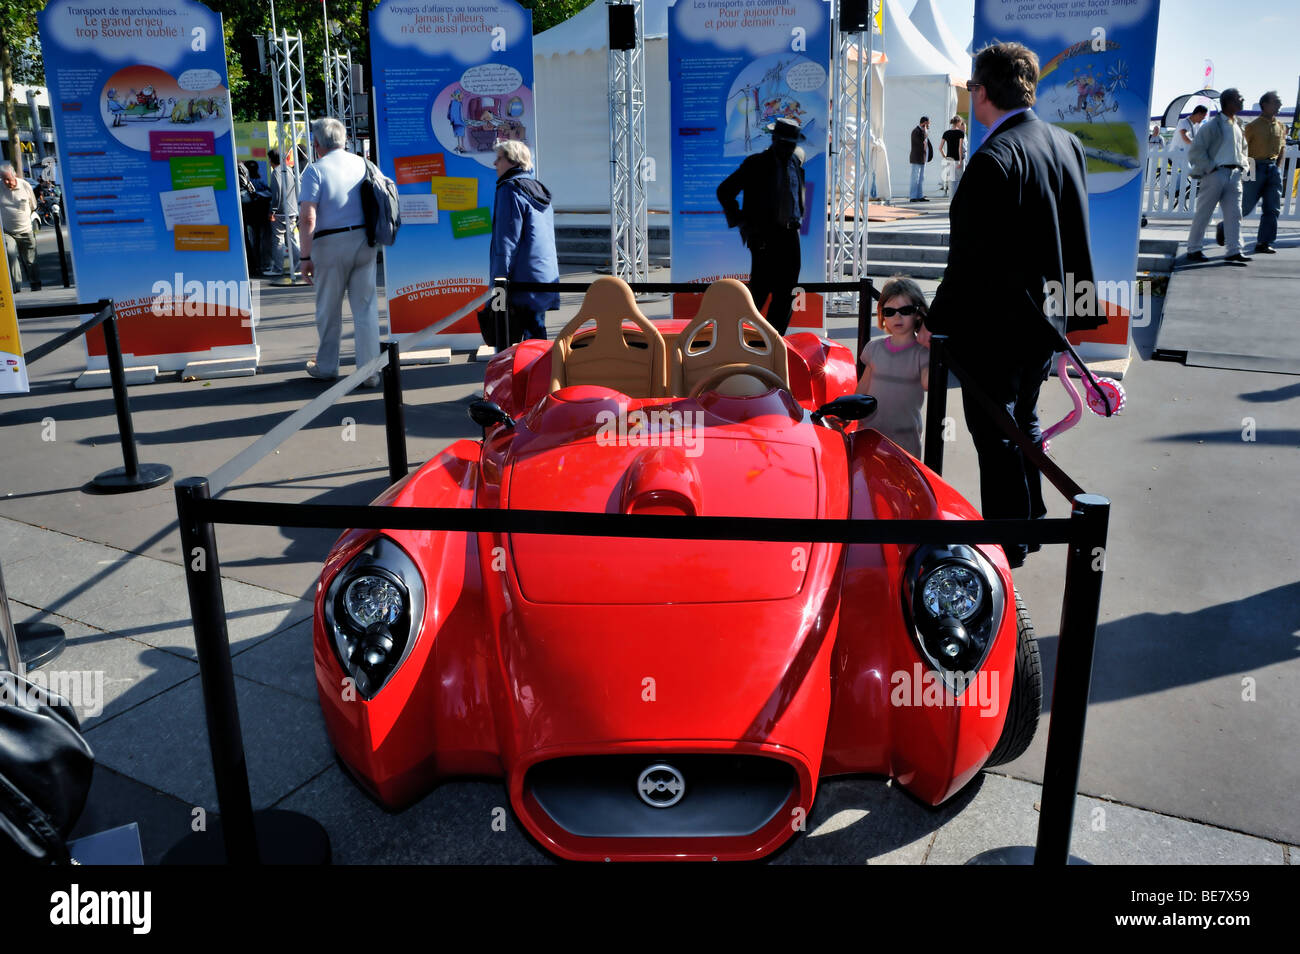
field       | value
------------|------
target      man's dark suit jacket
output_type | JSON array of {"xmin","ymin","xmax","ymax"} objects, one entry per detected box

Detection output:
[
  {"xmin": 909, "ymin": 125, "xmax": 933, "ymax": 164},
  {"xmin": 716, "ymin": 148, "xmax": 806, "ymax": 240},
  {"xmin": 927, "ymin": 109, "xmax": 1103, "ymax": 359}
]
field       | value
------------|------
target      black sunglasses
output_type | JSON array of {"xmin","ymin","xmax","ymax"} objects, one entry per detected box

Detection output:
[
  {"xmin": 882, "ymin": 304, "xmax": 920, "ymax": 317},
  {"xmin": 966, "ymin": 81, "xmax": 982, "ymax": 92}
]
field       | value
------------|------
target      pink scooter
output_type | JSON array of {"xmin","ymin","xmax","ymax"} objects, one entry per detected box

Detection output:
[{"xmin": 1041, "ymin": 344, "xmax": 1127, "ymax": 452}]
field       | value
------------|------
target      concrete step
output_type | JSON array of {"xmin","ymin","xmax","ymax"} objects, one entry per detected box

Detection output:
[
  {"xmin": 556, "ymin": 226, "xmax": 670, "ymax": 241},
  {"xmin": 868, "ymin": 231, "xmax": 950, "ymax": 247},
  {"xmin": 868, "ymin": 244, "xmax": 949, "ymax": 263},
  {"xmin": 861, "ymin": 260, "xmax": 947, "ymax": 280},
  {"xmin": 557, "ymin": 238, "xmax": 672, "ymax": 254},
  {"xmin": 557, "ymin": 251, "xmax": 672, "ymax": 267}
]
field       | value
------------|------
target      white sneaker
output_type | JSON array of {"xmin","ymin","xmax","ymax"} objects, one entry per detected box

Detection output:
[{"xmin": 362, "ymin": 374, "xmax": 381, "ymax": 388}]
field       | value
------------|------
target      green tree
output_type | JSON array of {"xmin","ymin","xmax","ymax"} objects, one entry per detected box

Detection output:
[
  {"xmin": 206, "ymin": 0, "xmax": 597, "ymax": 122},
  {"xmin": 519, "ymin": 0, "xmax": 596, "ymax": 33},
  {"xmin": 0, "ymin": 0, "xmax": 43, "ymax": 178}
]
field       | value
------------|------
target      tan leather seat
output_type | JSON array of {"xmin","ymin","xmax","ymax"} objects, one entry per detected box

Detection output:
[
  {"xmin": 671, "ymin": 279, "xmax": 789, "ymax": 398},
  {"xmin": 550, "ymin": 277, "xmax": 668, "ymax": 397}
]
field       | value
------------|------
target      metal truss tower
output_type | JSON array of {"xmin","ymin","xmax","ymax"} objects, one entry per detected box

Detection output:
[
  {"xmin": 263, "ymin": 16, "xmax": 312, "ymax": 280},
  {"xmin": 607, "ymin": 1, "xmax": 650, "ymax": 284},
  {"xmin": 827, "ymin": 2, "xmax": 873, "ymax": 310},
  {"xmin": 326, "ymin": 50, "xmax": 355, "ymax": 139}
]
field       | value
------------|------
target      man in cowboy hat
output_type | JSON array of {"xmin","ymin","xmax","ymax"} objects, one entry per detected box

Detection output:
[{"xmin": 716, "ymin": 117, "xmax": 807, "ymax": 334}]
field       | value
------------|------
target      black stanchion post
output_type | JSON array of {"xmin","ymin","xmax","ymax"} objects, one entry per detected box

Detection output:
[
  {"xmin": 382, "ymin": 339, "xmax": 408, "ymax": 485},
  {"xmin": 1034, "ymin": 493, "xmax": 1111, "ymax": 865},
  {"xmin": 856, "ymin": 277, "xmax": 874, "ymax": 379},
  {"xmin": 163, "ymin": 478, "xmax": 332, "ymax": 865},
  {"xmin": 923, "ymin": 334, "xmax": 948, "ymax": 475},
  {"xmin": 53, "ymin": 208, "xmax": 71, "ymax": 288},
  {"xmin": 91, "ymin": 306, "xmax": 172, "ymax": 493},
  {"xmin": 493, "ymin": 277, "xmax": 508, "ymax": 353},
  {"xmin": 1, "ymin": 553, "xmax": 67, "ymax": 671},
  {"xmin": 168, "ymin": 478, "xmax": 259, "ymax": 864}
]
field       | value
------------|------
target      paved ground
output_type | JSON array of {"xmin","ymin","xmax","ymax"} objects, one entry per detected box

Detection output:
[{"xmin": 1, "ymin": 209, "xmax": 1297, "ymax": 864}]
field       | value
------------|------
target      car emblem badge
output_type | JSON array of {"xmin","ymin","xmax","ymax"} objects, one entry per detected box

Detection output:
[{"xmin": 637, "ymin": 763, "xmax": 685, "ymax": 809}]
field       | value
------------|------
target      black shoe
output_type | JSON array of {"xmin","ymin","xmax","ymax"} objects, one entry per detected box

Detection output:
[
  {"xmin": 1184, "ymin": 250, "xmax": 1209, "ymax": 263},
  {"xmin": 1224, "ymin": 252, "xmax": 1252, "ymax": 264},
  {"xmin": 1255, "ymin": 244, "xmax": 1276, "ymax": 254},
  {"xmin": 917, "ymin": 196, "xmax": 930, "ymax": 202},
  {"xmin": 1215, "ymin": 221, "xmax": 1225, "ymax": 246}
]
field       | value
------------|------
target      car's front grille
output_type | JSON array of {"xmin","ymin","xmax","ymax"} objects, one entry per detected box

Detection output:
[{"xmin": 526, "ymin": 754, "xmax": 795, "ymax": 838}]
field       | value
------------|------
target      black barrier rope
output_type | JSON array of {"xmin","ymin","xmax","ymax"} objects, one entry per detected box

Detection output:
[
  {"xmin": 196, "ymin": 497, "xmax": 1075, "ymax": 547},
  {"xmin": 206, "ymin": 288, "xmax": 493, "ymax": 497},
  {"xmin": 17, "ymin": 299, "xmax": 171, "ymax": 494},
  {"xmin": 20, "ymin": 300, "xmax": 114, "ymax": 366}
]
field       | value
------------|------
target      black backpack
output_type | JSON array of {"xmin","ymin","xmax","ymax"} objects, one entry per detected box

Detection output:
[{"xmin": 360, "ymin": 158, "xmax": 401, "ymax": 248}]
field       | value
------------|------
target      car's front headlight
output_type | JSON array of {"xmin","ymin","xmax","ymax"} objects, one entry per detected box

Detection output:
[
  {"xmin": 323, "ymin": 537, "xmax": 425, "ymax": 699},
  {"xmin": 904, "ymin": 545, "xmax": 1004, "ymax": 684}
]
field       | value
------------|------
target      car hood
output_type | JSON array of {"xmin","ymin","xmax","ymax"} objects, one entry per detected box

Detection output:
[{"xmin": 504, "ymin": 433, "xmax": 825, "ymax": 604}]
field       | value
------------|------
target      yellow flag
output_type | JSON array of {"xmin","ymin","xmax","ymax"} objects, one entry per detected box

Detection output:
[{"xmin": 0, "ymin": 262, "xmax": 29, "ymax": 394}]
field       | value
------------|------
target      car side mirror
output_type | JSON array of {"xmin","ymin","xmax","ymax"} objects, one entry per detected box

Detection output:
[
  {"xmin": 812, "ymin": 394, "xmax": 877, "ymax": 424},
  {"xmin": 469, "ymin": 399, "xmax": 514, "ymax": 430}
]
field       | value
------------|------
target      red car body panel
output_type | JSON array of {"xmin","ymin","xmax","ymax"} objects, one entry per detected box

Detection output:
[{"xmin": 313, "ymin": 326, "xmax": 1020, "ymax": 860}]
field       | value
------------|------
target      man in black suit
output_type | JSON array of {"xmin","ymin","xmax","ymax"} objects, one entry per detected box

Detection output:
[
  {"xmin": 909, "ymin": 117, "xmax": 933, "ymax": 201},
  {"xmin": 717, "ymin": 118, "xmax": 806, "ymax": 334},
  {"xmin": 926, "ymin": 42, "xmax": 1105, "ymax": 568}
]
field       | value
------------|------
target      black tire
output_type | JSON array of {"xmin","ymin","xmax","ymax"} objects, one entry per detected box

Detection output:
[{"xmin": 985, "ymin": 589, "xmax": 1042, "ymax": 767}]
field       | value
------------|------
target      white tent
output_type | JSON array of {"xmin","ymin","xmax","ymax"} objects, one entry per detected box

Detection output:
[
  {"xmin": 533, "ymin": 1, "xmax": 671, "ymax": 213},
  {"xmin": 880, "ymin": 0, "xmax": 963, "ymax": 198},
  {"xmin": 909, "ymin": 0, "xmax": 971, "ymax": 79}
]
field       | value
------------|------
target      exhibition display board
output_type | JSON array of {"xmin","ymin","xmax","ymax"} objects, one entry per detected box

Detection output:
[
  {"xmin": 370, "ymin": 0, "xmax": 536, "ymax": 347},
  {"xmin": 37, "ymin": 0, "xmax": 257, "ymax": 376},
  {"xmin": 973, "ymin": 0, "xmax": 1162, "ymax": 360},
  {"xmin": 668, "ymin": 0, "xmax": 832, "ymax": 328}
]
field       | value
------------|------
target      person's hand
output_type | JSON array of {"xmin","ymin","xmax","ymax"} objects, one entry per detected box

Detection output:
[
  {"xmin": 300, "ymin": 260, "xmax": 314, "ymax": 284},
  {"xmin": 269, "ymin": 212, "xmax": 276, "ymax": 223},
  {"xmin": 917, "ymin": 327, "xmax": 932, "ymax": 348}
]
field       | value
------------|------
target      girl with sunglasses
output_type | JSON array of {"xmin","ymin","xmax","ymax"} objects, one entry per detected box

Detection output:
[{"xmin": 855, "ymin": 276, "xmax": 931, "ymax": 457}]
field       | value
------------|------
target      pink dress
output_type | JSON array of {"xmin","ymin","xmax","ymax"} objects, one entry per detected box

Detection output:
[{"xmin": 859, "ymin": 336, "xmax": 929, "ymax": 457}]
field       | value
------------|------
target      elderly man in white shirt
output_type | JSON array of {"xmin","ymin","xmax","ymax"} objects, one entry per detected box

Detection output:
[
  {"xmin": 1, "ymin": 163, "xmax": 40, "ymax": 291},
  {"xmin": 1185, "ymin": 89, "xmax": 1250, "ymax": 264},
  {"xmin": 297, "ymin": 117, "xmax": 380, "ymax": 384}
]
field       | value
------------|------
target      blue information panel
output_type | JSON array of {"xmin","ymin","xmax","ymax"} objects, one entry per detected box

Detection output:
[
  {"xmin": 38, "ymin": 0, "xmax": 255, "ymax": 372},
  {"xmin": 669, "ymin": 0, "xmax": 832, "ymax": 327},
  {"xmin": 972, "ymin": 0, "xmax": 1162, "ymax": 358},
  {"xmin": 370, "ymin": 0, "xmax": 535, "ymax": 346}
]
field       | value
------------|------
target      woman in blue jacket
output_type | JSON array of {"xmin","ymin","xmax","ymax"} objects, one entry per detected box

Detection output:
[{"xmin": 489, "ymin": 141, "xmax": 560, "ymax": 342}]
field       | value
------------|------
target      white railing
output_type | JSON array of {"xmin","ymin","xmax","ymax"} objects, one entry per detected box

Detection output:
[{"xmin": 1141, "ymin": 143, "xmax": 1300, "ymax": 220}]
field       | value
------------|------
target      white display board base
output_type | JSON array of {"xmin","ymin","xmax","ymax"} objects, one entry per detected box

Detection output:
[
  {"xmin": 74, "ymin": 366, "xmax": 158, "ymax": 389},
  {"xmin": 399, "ymin": 348, "xmax": 452, "ymax": 366},
  {"xmin": 181, "ymin": 356, "xmax": 259, "ymax": 380}
]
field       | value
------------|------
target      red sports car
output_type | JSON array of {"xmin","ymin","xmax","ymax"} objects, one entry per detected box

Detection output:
[{"xmin": 312, "ymin": 277, "xmax": 1041, "ymax": 862}]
